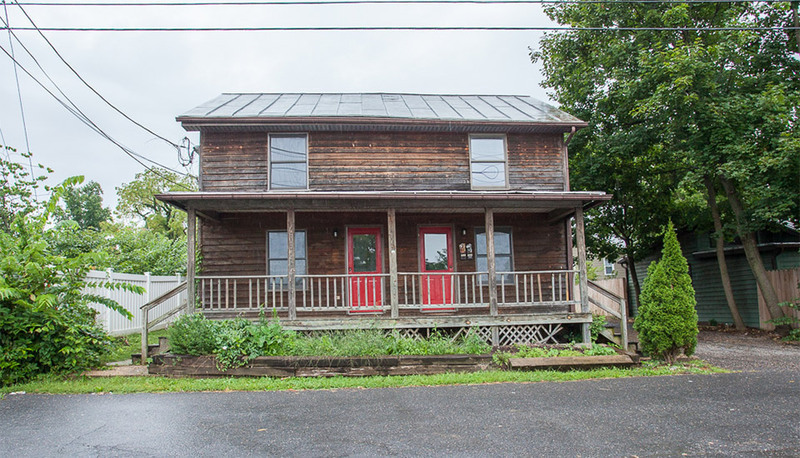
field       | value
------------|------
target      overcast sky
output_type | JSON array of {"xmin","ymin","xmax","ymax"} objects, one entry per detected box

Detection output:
[{"xmin": 1, "ymin": 1, "xmax": 558, "ymax": 209}]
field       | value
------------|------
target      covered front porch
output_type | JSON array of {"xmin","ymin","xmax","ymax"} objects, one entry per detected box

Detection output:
[{"xmin": 159, "ymin": 191, "xmax": 609, "ymax": 345}]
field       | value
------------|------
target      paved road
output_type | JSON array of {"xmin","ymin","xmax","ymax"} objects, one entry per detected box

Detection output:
[{"xmin": 2, "ymin": 369, "xmax": 799, "ymax": 457}]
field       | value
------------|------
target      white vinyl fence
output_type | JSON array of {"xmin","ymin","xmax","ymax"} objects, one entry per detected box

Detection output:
[{"xmin": 83, "ymin": 270, "xmax": 186, "ymax": 335}]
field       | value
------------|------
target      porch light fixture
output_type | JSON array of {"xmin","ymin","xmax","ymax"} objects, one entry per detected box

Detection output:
[
  {"xmin": 461, "ymin": 228, "xmax": 467, "ymax": 236},
  {"xmin": 333, "ymin": 229, "xmax": 339, "ymax": 238}
]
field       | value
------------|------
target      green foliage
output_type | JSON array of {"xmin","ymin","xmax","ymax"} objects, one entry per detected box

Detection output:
[
  {"xmin": 0, "ymin": 169, "xmax": 139, "ymax": 386},
  {"xmin": 115, "ymin": 169, "xmax": 196, "ymax": 240},
  {"xmin": 0, "ymin": 147, "xmax": 52, "ymax": 233},
  {"xmin": 590, "ymin": 314, "xmax": 607, "ymax": 343},
  {"xmin": 767, "ymin": 294, "xmax": 800, "ymax": 342},
  {"xmin": 492, "ymin": 343, "xmax": 617, "ymax": 367},
  {"xmin": 583, "ymin": 343, "xmax": 618, "ymax": 356},
  {"xmin": 45, "ymin": 222, "xmax": 187, "ymax": 275},
  {"xmin": 1, "ymin": 363, "xmax": 727, "ymax": 395},
  {"xmin": 167, "ymin": 316, "xmax": 491, "ymax": 371},
  {"xmin": 98, "ymin": 224, "xmax": 187, "ymax": 275},
  {"xmin": 167, "ymin": 313, "xmax": 217, "ymax": 356},
  {"xmin": 57, "ymin": 180, "xmax": 111, "ymax": 230},
  {"xmin": 533, "ymin": 2, "xmax": 800, "ymax": 304},
  {"xmin": 634, "ymin": 222, "xmax": 699, "ymax": 363},
  {"xmin": 288, "ymin": 329, "xmax": 490, "ymax": 358}
]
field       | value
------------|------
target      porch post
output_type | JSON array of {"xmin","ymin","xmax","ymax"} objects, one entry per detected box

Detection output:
[
  {"xmin": 575, "ymin": 206, "xmax": 591, "ymax": 344},
  {"xmin": 387, "ymin": 208, "xmax": 399, "ymax": 318},
  {"xmin": 485, "ymin": 208, "xmax": 498, "ymax": 317},
  {"xmin": 287, "ymin": 209, "xmax": 297, "ymax": 321},
  {"xmin": 187, "ymin": 206, "xmax": 196, "ymax": 314}
]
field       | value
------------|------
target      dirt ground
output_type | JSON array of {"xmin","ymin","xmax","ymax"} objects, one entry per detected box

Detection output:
[{"xmin": 694, "ymin": 327, "xmax": 800, "ymax": 371}]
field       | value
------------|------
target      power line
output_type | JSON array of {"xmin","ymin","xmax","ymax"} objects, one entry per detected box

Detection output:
[
  {"xmin": 0, "ymin": 40, "xmax": 192, "ymax": 182},
  {"xmin": 3, "ymin": 25, "xmax": 794, "ymax": 31},
  {"xmin": 3, "ymin": 0, "xmax": 37, "ymax": 198},
  {"xmin": 12, "ymin": 0, "xmax": 792, "ymax": 6},
  {"xmin": 12, "ymin": 2, "xmax": 182, "ymax": 151}
]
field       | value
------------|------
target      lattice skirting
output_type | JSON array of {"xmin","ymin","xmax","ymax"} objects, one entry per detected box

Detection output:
[{"xmin": 300, "ymin": 324, "xmax": 567, "ymax": 346}]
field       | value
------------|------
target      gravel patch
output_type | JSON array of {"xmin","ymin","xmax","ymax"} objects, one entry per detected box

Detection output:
[{"xmin": 694, "ymin": 329, "xmax": 800, "ymax": 371}]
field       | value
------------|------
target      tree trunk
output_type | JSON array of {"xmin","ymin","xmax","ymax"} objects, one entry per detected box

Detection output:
[
  {"xmin": 718, "ymin": 175, "xmax": 787, "ymax": 333},
  {"xmin": 704, "ymin": 176, "xmax": 746, "ymax": 330}
]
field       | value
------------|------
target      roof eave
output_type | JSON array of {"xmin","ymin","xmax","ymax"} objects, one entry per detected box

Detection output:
[{"xmin": 176, "ymin": 116, "xmax": 588, "ymax": 134}]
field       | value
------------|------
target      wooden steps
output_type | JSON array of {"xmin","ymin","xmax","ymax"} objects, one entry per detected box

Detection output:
[
  {"xmin": 600, "ymin": 320, "xmax": 639, "ymax": 352},
  {"xmin": 131, "ymin": 336, "xmax": 170, "ymax": 364}
]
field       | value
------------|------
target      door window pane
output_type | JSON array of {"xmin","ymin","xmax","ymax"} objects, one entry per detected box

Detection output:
[
  {"xmin": 352, "ymin": 234, "xmax": 377, "ymax": 273},
  {"xmin": 424, "ymin": 233, "xmax": 449, "ymax": 271}
]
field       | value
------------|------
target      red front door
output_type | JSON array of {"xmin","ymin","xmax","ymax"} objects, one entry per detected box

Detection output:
[
  {"xmin": 347, "ymin": 227, "xmax": 383, "ymax": 310},
  {"xmin": 419, "ymin": 227, "xmax": 454, "ymax": 310}
]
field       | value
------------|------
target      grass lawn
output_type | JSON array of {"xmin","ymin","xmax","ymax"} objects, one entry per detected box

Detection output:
[
  {"xmin": 0, "ymin": 361, "xmax": 727, "ymax": 396},
  {"xmin": 101, "ymin": 329, "xmax": 170, "ymax": 364}
]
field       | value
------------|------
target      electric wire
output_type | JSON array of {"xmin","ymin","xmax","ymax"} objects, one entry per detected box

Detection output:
[
  {"xmin": 0, "ymin": 41, "xmax": 192, "ymax": 183},
  {"xmin": 3, "ymin": 25, "xmax": 793, "ymax": 31},
  {"xmin": 3, "ymin": 0, "xmax": 37, "ymax": 198},
  {"xmin": 13, "ymin": 2, "xmax": 182, "ymax": 151},
  {"xmin": 13, "ymin": 0, "xmax": 793, "ymax": 6}
]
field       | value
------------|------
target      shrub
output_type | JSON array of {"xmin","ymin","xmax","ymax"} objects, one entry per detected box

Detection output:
[
  {"xmin": 167, "ymin": 313, "xmax": 217, "ymax": 356},
  {"xmin": 633, "ymin": 222, "xmax": 698, "ymax": 364},
  {"xmin": 590, "ymin": 314, "xmax": 607, "ymax": 343}
]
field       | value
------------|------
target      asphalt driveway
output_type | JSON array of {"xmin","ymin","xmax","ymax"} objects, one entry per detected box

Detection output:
[{"xmin": 2, "ymin": 330, "xmax": 798, "ymax": 457}]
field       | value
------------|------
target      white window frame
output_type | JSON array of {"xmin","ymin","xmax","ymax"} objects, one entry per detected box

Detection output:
[
  {"xmin": 268, "ymin": 133, "xmax": 309, "ymax": 190},
  {"xmin": 603, "ymin": 258, "xmax": 615, "ymax": 276},
  {"xmin": 468, "ymin": 134, "xmax": 509, "ymax": 190}
]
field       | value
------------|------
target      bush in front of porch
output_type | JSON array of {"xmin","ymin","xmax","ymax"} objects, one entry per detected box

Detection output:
[{"xmin": 167, "ymin": 313, "xmax": 492, "ymax": 371}]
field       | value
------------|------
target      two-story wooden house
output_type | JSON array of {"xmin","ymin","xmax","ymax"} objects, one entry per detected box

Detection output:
[{"xmin": 158, "ymin": 93, "xmax": 610, "ymax": 345}]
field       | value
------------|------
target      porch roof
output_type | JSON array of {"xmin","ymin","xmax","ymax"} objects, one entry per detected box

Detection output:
[{"xmin": 157, "ymin": 190, "xmax": 610, "ymax": 217}]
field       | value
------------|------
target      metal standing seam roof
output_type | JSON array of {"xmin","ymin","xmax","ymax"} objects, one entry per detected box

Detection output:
[{"xmin": 178, "ymin": 93, "xmax": 584, "ymax": 125}]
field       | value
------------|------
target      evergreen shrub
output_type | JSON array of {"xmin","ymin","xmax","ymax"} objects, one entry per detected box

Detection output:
[{"xmin": 633, "ymin": 221, "xmax": 699, "ymax": 364}]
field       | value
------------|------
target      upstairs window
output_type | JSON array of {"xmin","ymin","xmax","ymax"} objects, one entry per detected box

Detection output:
[
  {"xmin": 469, "ymin": 136, "xmax": 507, "ymax": 189},
  {"xmin": 269, "ymin": 134, "xmax": 308, "ymax": 189},
  {"xmin": 603, "ymin": 258, "xmax": 615, "ymax": 276}
]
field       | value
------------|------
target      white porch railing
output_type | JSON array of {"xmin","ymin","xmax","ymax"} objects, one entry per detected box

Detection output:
[{"xmin": 196, "ymin": 270, "xmax": 578, "ymax": 313}]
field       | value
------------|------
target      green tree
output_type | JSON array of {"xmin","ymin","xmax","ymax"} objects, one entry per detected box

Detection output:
[
  {"xmin": 634, "ymin": 222, "xmax": 699, "ymax": 364},
  {"xmin": 99, "ymin": 224, "xmax": 187, "ymax": 275},
  {"xmin": 533, "ymin": 2, "xmax": 799, "ymax": 323},
  {"xmin": 0, "ymin": 146, "xmax": 51, "ymax": 233},
  {"xmin": 57, "ymin": 180, "xmax": 111, "ymax": 230},
  {"xmin": 116, "ymin": 169, "xmax": 196, "ymax": 239},
  {"xmin": 0, "ymin": 176, "xmax": 140, "ymax": 386}
]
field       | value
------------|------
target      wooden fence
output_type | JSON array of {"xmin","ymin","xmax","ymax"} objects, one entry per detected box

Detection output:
[
  {"xmin": 83, "ymin": 270, "xmax": 186, "ymax": 335},
  {"xmin": 759, "ymin": 268, "xmax": 800, "ymax": 330}
]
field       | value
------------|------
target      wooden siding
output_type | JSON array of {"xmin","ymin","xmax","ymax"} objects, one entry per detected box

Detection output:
[
  {"xmin": 200, "ymin": 211, "xmax": 568, "ymax": 278},
  {"xmin": 199, "ymin": 131, "xmax": 565, "ymax": 192},
  {"xmin": 631, "ymin": 232, "xmax": 800, "ymax": 328}
]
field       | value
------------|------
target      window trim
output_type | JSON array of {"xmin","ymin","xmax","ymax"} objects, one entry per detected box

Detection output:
[
  {"xmin": 474, "ymin": 226, "xmax": 514, "ymax": 283},
  {"xmin": 268, "ymin": 133, "xmax": 309, "ymax": 191},
  {"xmin": 266, "ymin": 229, "xmax": 308, "ymax": 286},
  {"xmin": 468, "ymin": 134, "xmax": 509, "ymax": 190},
  {"xmin": 603, "ymin": 258, "xmax": 615, "ymax": 276}
]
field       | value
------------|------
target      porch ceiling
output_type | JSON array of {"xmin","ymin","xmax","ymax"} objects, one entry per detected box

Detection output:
[{"xmin": 157, "ymin": 190, "xmax": 611, "ymax": 216}]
